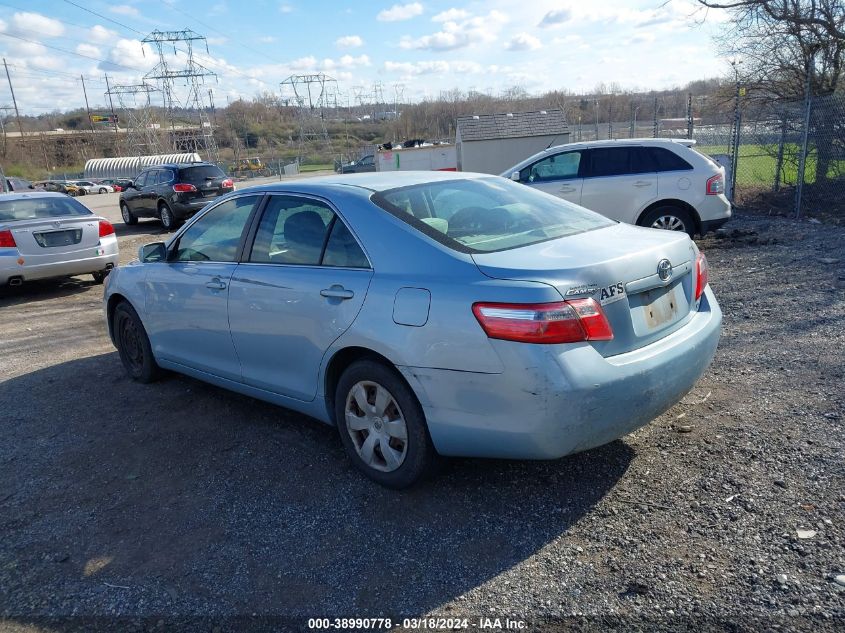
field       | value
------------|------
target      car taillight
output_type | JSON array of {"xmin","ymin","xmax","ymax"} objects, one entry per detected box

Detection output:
[
  {"xmin": 98, "ymin": 220, "xmax": 115, "ymax": 237},
  {"xmin": 172, "ymin": 183, "xmax": 197, "ymax": 192},
  {"xmin": 695, "ymin": 252, "xmax": 709, "ymax": 301},
  {"xmin": 472, "ymin": 298, "xmax": 613, "ymax": 344},
  {"xmin": 221, "ymin": 178, "xmax": 233, "ymax": 188},
  {"xmin": 0, "ymin": 229, "xmax": 16, "ymax": 248},
  {"xmin": 706, "ymin": 173, "xmax": 724, "ymax": 195}
]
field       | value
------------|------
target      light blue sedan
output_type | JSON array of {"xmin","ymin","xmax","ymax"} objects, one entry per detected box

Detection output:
[{"xmin": 103, "ymin": 172, "xmax": 721, "ymax": 488}]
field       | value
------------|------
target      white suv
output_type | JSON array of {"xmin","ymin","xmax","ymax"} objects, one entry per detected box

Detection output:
[{"xmin": 501, "ymin": 138, "xmax": 731, "ymax": 237}]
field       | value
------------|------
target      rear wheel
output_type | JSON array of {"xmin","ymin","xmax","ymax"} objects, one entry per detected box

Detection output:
[
  {"xmin": 77, "ymin": 189, "xmax": 86, "ymax": 196},
  {"xmin": 113, "ymin": 301, "xmax": 162, "ymax": 383},
  {"xmin": 335, "ymin": 359, "xmax": 436, "ymax": 489},
  {"xmin": 120, "ymin": 202, "xmax": 138, "ymax": 226},
  {"xmin": 158, "ymin": 202, "xmax": 178, "ymax": 231},
  {"xmin": 92, "ymin": 271, "xmax": 107, "ymax": 284},
  {"xmin": 638, "ymin": 205, "xmax": 696, "ymax": 238},
  {"xmin": 98, "ymin": 187, "xmax": 108, "ymax": 194}
]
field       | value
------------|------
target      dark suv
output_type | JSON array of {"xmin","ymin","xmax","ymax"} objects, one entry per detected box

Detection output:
[{"xmin": 119, "ymin": 162, "xmax": 234, "ymax": 230}]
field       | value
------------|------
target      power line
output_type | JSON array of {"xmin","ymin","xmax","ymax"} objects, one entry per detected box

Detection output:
[
  {"xmin": 60, "ymin": 0, "xmax": 145, "ymax": 35},
  {"xmin": 0, "ymin": 31, "xmax": 144, "ymax": 72}
]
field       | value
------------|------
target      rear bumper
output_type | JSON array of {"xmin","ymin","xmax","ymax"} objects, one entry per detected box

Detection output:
[
  {"xmin": 697, "ymin": 195, "xmax": 732, "ymax": 235},
  {"xmin": 0, "ymin": 240, "xmax": 119, "ymax": 284},
  {"xmin": 401, "ymin": 287, "xmax": 722, "ymax": 459},
  {"xmin": 700, "ymin": 216, "xmax": 731, "ymax": 234}
]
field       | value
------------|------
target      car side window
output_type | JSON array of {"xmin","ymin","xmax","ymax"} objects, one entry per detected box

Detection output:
[
  {"xmin": 158, "ymin": 170, "xmax": 174, "ymax": 184},
  {"xmin": 522, "ymin": 151, "xmax": 582, "ymax": 182},
  {"xmin": 587, "ymin": 148, "xmax": 632, "ymax": 178},
  {"xmin": 248, "ymin": 195, "xmax": 335, "ymax": 265},
  {"xmin": 173, "ymin": 195, "xmax": 260, "ymax": 263},
  {"xmin": 630, "ymin": 147, "xmax": 657, "ymax": 174},
  {"xmin": 134, "ymin": 172, "xmax": 148, "ymax": 188},
  {"xmin": 322, "ymin": 219, "xmax": 370, "ymax": 268},
  {"xmin": 650, "ymin": 147, "xmax": 694, "ymax": 171}
]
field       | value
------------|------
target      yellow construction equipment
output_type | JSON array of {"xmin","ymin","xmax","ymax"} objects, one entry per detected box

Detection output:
[{"xmin": 229, "ymin": 157, "xmax": 272, "ymax": 178}]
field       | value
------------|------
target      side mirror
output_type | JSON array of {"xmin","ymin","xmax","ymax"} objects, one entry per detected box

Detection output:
[
  {"xmin": 125, "ymin": 181, "xmax": 135, "ymax": 189},
  {"xmin": 510, "ymin": 171, "xmax": 521, "ymax": 182},
  {"xmin": 139, "ymin": 242, "xmax": 166, "ymax": 263}
]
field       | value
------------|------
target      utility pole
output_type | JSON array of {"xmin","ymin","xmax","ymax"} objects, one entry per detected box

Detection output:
[
  {"xmin": 653, "ymin": 95, "xmax": 659, "ymax": 137},
  {"xmin": 104, "ymin": 74, "xmax": 119, "ymax": 136},
  {"xmin": 3, "ymin": 58, "xmax": 25, "ymax": 140},
  {"xmin": 607, "ymin": 95, "xmax": 613, "ymax": 140},
  {"xmin": 81, "ymin": 75, "xmax": 95, "ymax": 133},
  {"xmin": 686, "ymin": 93, "xmax": 694, "ymax": 139}
]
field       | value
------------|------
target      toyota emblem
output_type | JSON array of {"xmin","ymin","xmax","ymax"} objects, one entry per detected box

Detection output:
[{"xmin": 657, "ymin": 259, "xmax": 673, "ymax": 281}]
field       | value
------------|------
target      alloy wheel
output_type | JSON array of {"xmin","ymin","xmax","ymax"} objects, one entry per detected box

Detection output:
[
  {"xmin": 650, "ymin": 215, "xmax": 686, "ymax": 231},
  {"xmin": 344, "ymin": 381, "xmax": 408, "ymax": 472}
]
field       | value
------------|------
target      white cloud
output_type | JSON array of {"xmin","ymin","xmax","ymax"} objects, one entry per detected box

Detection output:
[
  {"xmin": 432, "ymin": 8, "xmax": 469, "ymax": 22},
  {"xmin": 11, "ymin": 12, "xmax": 64, "ymax": 38},
  {"xmin": 335, "ymin": 35, "xmax": 364, "ymax": 49},
  {"xmin": 279, "ymin": 3, "xmax": 293, "ymax": 13},
  {"xmin": 538, "ymin": 9, "xmax": 572, "ymax": 28},
  {"xmin": 99, "ymin": 38, "xmax": 153, "ymax": 72},
  {"xmin": 377, "ymin": 2, "xmax": 423, "ymax": 22},
  {"xmin": 207, "ymin": 36, "xmax": 228, "ymax": 45},
  {"xmin": 400, "ymin": 10, "xmax": 508, "ymax": 51},
  {"xmin": 258, "ymin": 36, "xmax": 276, "ymax": 43},
  {"xmin": 505, "ymin": 33, "xmax": 542, "ymax": 51},
  {"xmin": 384, "ymin": 59, "xmax": 482, "ymax": 76},
  {"xmin": 76, "ymin": 43, "xmax": 102, "ymax": 58},
  {"xmin": 109, "ymin": 4, "xmax": 139, "ymax": 17},
  {"xmin": 89, "ymin": 25, "xmax": 118, "ymax": 43}
]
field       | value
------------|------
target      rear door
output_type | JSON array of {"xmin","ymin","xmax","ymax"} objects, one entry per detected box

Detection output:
[
  {"xmin": 579, "ymin": 147, "xmax": 657, "ymax": 224},
  {"xmin": 228, "ymin": 194, "xmax": 373, "ymax": 400},
  {"xmin": 143, "ymin": 194, "xmax": 262, "ymax": 380},
  {"xmin": 520, "ymin": 149, "xmax": 585, "ymax": 204}
]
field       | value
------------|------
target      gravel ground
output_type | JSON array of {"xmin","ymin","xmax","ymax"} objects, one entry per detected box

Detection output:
[{"xmin": 0, "ymin": 210, "xmax": 843, "ymax": 632}]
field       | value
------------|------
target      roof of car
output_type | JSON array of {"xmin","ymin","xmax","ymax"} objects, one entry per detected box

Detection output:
[
  {"xmin": 0, "ymin": 191, "xmax": 67, "ymax": 200},
  {"xmin": 141, "ymin": 162, "xmax": 216, "ymax": 170},
  {"xmin": 544, "ymin": 138, "xmax": 697, "ymax": 152},
  {"xmin": 243, "ymin": 170, "xmax": 491, "ymax": 194}
]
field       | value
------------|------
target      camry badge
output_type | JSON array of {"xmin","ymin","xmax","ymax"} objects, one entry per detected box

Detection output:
[{"xmin": 657, "ymin": 259, "xmax": 673, "ymax": 281}]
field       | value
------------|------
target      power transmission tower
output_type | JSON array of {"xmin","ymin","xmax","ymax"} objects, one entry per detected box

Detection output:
[
  {"xmin": 106, "ymin": 83, "xmax": 165, "ymax": 156},
  {"xmin": 280, "ymin": 73, "xmax": 338, "ymax": 163},
  {"xmin": 142, "ymin": 29, "xmax": 219, "ymax": 163}
]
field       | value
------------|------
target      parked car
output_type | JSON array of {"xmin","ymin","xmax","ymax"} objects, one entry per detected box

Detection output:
[
  {"xmin": 340, "ymin": 154, "xmax": 376, "ymax": 174},
  {"xmin": 73, "ymin": 180, "xmax": 114, "ymax": 195},
  {"xmin": 501, "ymin": 139, "xmax": 731, "ymax": 237},
  {"xmin": 34, "ymin": 180, "xmax": 79, "ymax": 196},
  {"xmin": 104, "ymin": 172, "xmax": 721, "ymax": 488},
  {"xmin": 97, "ymin": 178, "xmax": 129, "ymax": 192},
  {"xmin": 1, "ymin": 192, "xmax": 118, "ymax": 286},
  {"xmin": 119, "ymin": 162, "xmax": 234, "ymax": 230},
  {"xmin": 6, "ymin": 177, "xmax": 34, "ymax": 191}
]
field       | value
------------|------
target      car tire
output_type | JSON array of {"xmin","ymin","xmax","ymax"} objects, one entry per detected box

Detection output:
[
  {"xmin": 158, "ymin": 203, "xmax": 178, "ymax": 231},
  {"xmin": 113, "ymin": 301, "xmax": 162, "ymax": 384},
  {"xmin": 92, "ymin": 271, "xmax": 107, "ymax": 284},
  {"xmin": 335, "ymin": 359, "xmax": 437, "ymax": 489},
  {"xmin": 77, "ymin": 189, "xmax": 86, "ymax": 196},
  {"xmin": 120, "ymin": 202, "xmax": 138, "ymax": 226},
  {"xmin": 638, "ymin": 205, "xmax": 696, "ymax": 238}
]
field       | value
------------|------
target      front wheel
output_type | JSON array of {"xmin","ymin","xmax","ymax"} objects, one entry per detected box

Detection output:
[
  {"xmin": 638, "ymin": 206, "xmax": 696, "ymax": 238},
  {"xmin": 158, "ymin": 203, "xmax": 178, "ymax": 231},
  {"xmin": 335, "ymin": 359, "xmax": 437, "ymax": 489},
  {"xmin": 99, "ymin": 187, "xmax": 107, "ymax": 194},
  {"xmin": 77, "ymin": 189, "xmax": 86, "ymax": 196},
  {"xmin": 113, "ymin": 301, "xmax": 162, "ymax": 383}
]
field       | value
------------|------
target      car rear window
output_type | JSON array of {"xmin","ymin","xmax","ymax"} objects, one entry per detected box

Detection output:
[
  {"xmin": 179, "ymin": 165, "xmax": 225, "ymax": 183},
  {"xmin": 0, "ymin": 197, "xmax": 93, "ymax": 221},
  {"xmin": 372, "ymin": 177, "xmax": 613, "ymax": 253}
]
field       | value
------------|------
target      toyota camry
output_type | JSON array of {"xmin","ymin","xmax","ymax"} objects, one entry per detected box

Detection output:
[{"xmin": 103, "ymin": 172, "xmax": 721, "ymax": 488}]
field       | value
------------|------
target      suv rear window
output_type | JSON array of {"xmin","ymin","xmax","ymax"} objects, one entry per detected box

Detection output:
[
  {"xmin": 0, "ymin": 196, "xmax": 92, "ymax": 221},
  {"xmin": 649, "ymin": 147, "xmax": 693, "ymax": 171},
  {"xmin": 179, "ymin": 165, "xmax": 225, "ymax": 183},
  {"xmin": 372, "ymin": 177, "xmax": 613, "ymax": 253}
]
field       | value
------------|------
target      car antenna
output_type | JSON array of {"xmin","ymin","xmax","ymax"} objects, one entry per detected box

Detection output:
[{"xmin": 545, "ymin": 136, "xmax": 562, "ymax": 150}]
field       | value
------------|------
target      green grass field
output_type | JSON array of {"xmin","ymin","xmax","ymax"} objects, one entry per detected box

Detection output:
[{"xmin": 699, "ymin": 144, "xmax": 845, "ymax": 188}]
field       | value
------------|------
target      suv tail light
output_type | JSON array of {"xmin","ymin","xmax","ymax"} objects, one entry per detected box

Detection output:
[
  {"xmin": 173, "ymin": 183, "xmax": 197, "ymax": 192},
  {"xmin": 0, "ymin": 229, "xmax": 16, "ymax": 248},
  {"xmin": 695, "ymin": 252, "xmax": 709, "ymax": 300},
  {"xmin": 472, "ymin": 298, "xmax": 613, "ymax": 344},
  {"xmin": 98, "ymin": 220, "xmax": 115, "ymax": 237},
  {"xmin": 221, "ymin": 178, "xmax": 234, "ymax": 188},
  {"xmin": 706, "ymin": 173, "xmax": 724, "ymax": 195}
]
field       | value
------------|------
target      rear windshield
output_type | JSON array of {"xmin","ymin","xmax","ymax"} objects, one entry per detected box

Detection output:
[
  {"xmin": 372, "ymin": 177, "xmax": 613, "ymax": 253},
  {"xmin": 179, "ymin": 165, "xmax": 225, "ymax": 183},
  {"xmin": 0, "ymin": 197, "xmax": 93, "ymax": 222}
]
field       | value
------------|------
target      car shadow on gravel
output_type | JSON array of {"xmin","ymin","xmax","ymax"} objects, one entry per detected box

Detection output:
[
  {"xmin": 0, "ymin": 277, "xmax": 101, "ymax": 305},
  {"xmin": 114, "ymin": 221, "xmax": 167, "ymax": 238},
  {"xmin": 0, "ymin": 353, "xmax": 633, "ymax": 619}
]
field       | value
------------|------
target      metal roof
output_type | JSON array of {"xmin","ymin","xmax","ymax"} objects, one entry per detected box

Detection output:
[
  {"xmin": 456, "ymin": 109, "xmax": 569, "ymax": 142},
  {"xmin": 84, "ymin": 153, "xmax": 202, "ymax": 179}
]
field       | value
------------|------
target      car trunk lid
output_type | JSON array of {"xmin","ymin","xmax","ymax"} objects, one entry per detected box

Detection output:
[
  {"xmin": 471, "ymin": 223, "xmax": 698, "ymax": 357},
  {"xmin": 7, "ymin": 216, "xmax": 103, "ymax": 256},
  {"xmin": 178, "ymin": 165, "xmax": 234, "ymax": 203}
]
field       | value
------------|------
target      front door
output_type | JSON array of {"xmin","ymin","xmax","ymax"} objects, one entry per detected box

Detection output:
[
  {"xmin": 228, "ymin": 194, "xmax": 373, "ymax": 401},
  {"xmin": 521, "ymin": 149, "xmax": 584, "ymax": 205},
  {"xmin": 144, "ymin": 194, "xmax": 262, "ymax": 380}
]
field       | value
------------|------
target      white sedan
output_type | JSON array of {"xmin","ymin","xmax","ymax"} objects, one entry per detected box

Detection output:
[{"xmin": 73, "ymin": 180, "xmax": 114, "ymax": 195}]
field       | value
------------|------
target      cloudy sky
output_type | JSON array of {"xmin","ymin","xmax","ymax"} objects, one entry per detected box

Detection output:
[{"xmin": 0, "ymin": 0, "xmax": 731, "ymax": 115}]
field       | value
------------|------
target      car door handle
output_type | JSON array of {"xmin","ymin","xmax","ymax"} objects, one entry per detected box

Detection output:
[
  {"xmin": 206, "ymin": 278, "xmax": 227, "ymax": 290},
  {"xmin": 633, "ymin": 181, "xmax": 652, "ymax": 187},
  {"xmin": 559, "ymin": 186, "xmax": 576, "ymax": 193},
  {"xmin": 320, "ymin": 286, "xmax": 354, "ymax": 300}
]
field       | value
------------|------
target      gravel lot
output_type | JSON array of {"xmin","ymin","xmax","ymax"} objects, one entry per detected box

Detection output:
[{"xmin": 0, "ymin": 200, "xmax": 843, "ymax": 631}]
